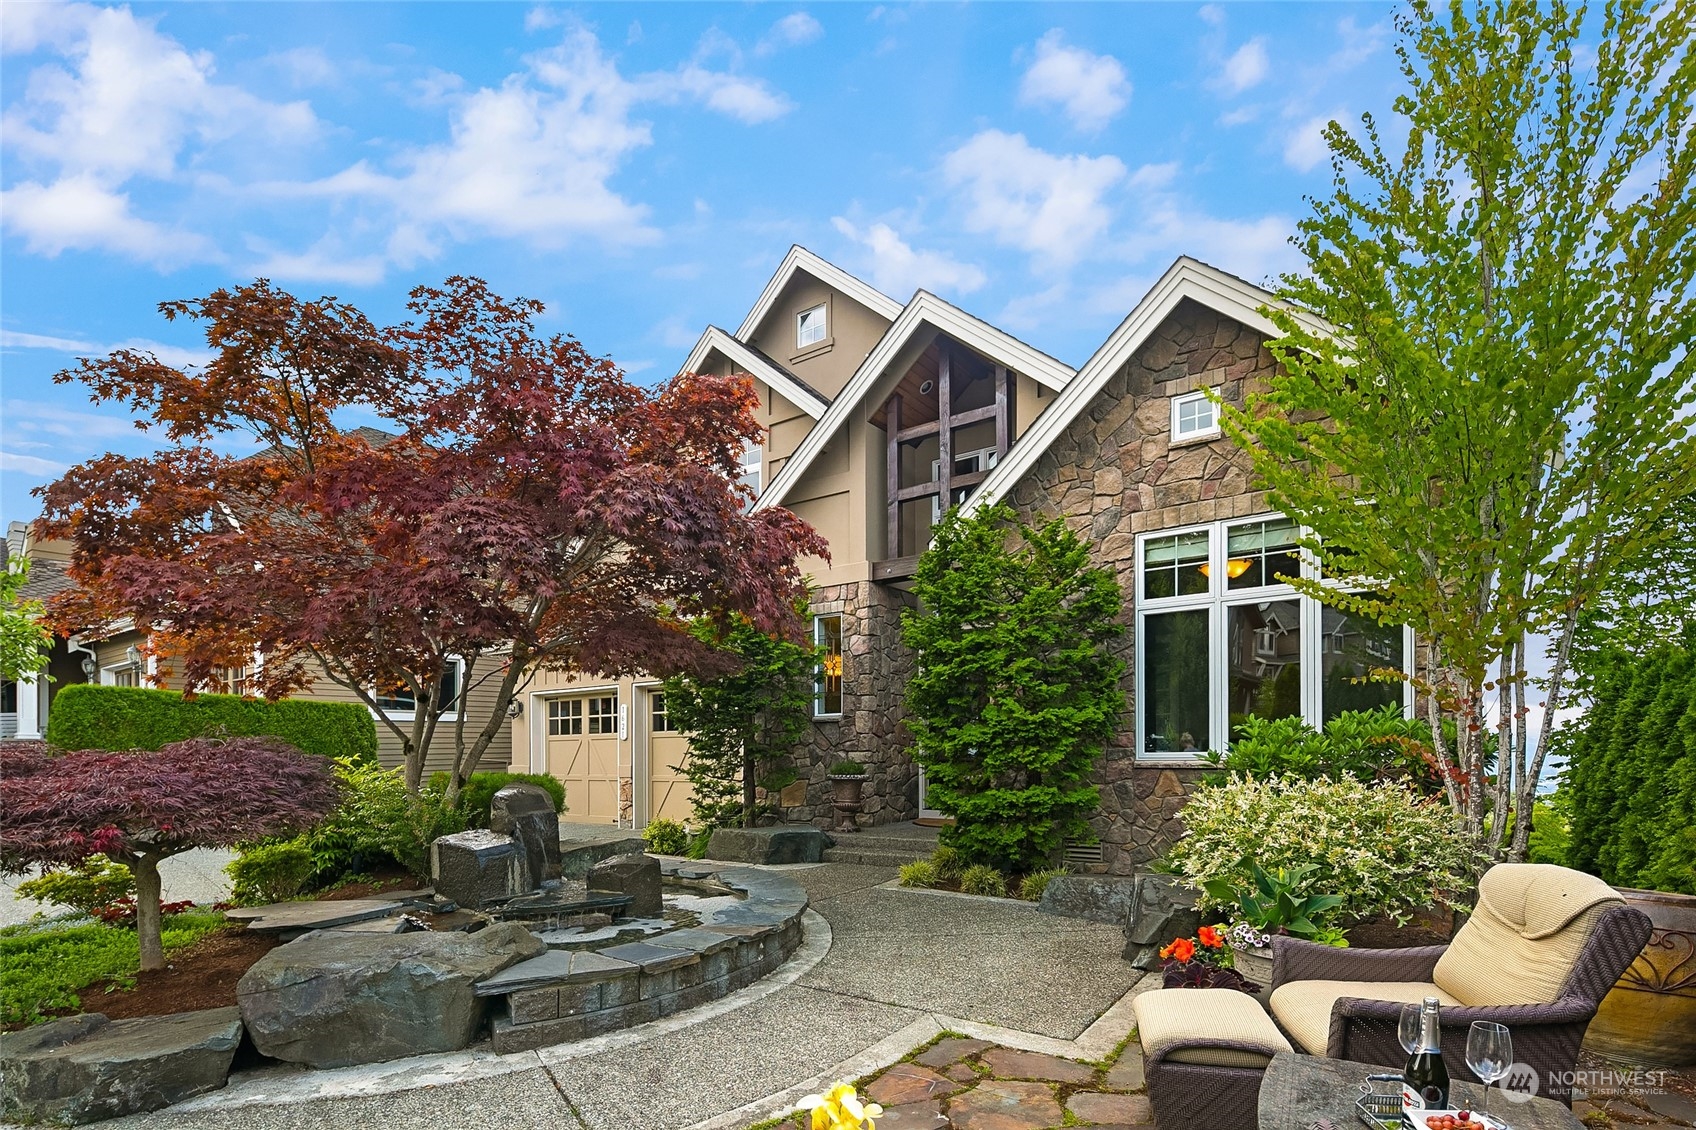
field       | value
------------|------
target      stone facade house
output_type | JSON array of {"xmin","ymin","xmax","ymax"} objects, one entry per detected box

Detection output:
[{"xmin": 508, "ymin": 248, "xmax": 1414, "ymax": 873}]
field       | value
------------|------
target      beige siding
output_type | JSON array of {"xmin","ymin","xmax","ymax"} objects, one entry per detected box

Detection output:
[
  {"xmin": 302, "ymin": 663, "xmax": 509, "ymax": 779},
  {"xmin": 743, "ymin": 275, "xmax": 891, "ymax": 400}
]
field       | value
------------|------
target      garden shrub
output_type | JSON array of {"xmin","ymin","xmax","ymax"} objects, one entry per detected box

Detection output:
[
  {"xmin": 227, "ymin": 840, "xmax": 315, "ymax": 904},
  {"xmin": 1562, "ymin": 641, "xmax": 1696, "ymax": 894},
  {"xmin": 1167, "ymin": 774, "xmax": 1487, "ymax": 925},
  {"xmin": 898, "ymin": 860, "xmax": 938, "ymax": 888},
  {"xmin": 903, "ymin": 504, "xmax": 1125, "ymax": 873},
  {"xmin": 959, "ymin": 864, "xmax": 1007, "ymax": 898},
  {"xmin": 14, "ymin": 856, "xmax": 134, "ymax": 916},
  {"xmin": 1018, "ymin": 867, "xmax": 1068, "ymax": 902},
  {"xmin": 643, "ymin": 818, "xmax": 689, "ymax": 856},
  {"xmin": 301, "ymin": 758, "xmax": 463, "ymax": 886},
  {"xmin": 0, "ymin": 909, "xmax": 224, "ymax": 1025},
  {"xmin": 46, "ymin": 684, "xmax": 377, "ymax": 763},
  {"xmin": 428, "ymin": 770, "xmax": 565, "ymax": 827},
  {"xmin": 1208, "ymin": 705, "xmax": 1443, "ymax": 794}
]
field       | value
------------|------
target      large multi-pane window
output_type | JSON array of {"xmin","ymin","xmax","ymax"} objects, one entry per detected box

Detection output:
[
  {"xmin": 1137, "ymin": 515, "xmax": 1408, "ymax": 758},
  {"xmin": 374, "ymin": 659, "xmax": 463, "ymax": 717},
  {"xmin": 813, "ymin": 614, "xmax": 843, "ymax": 718}
]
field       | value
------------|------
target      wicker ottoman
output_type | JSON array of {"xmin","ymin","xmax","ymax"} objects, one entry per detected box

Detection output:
[{"xmin": 1133, "ymin": 988, "xmax": 1295, "ymax": 1130}]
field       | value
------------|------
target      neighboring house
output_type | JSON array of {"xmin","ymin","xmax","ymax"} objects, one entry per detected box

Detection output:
[
  {"xmin": 0, "ymin": 523, "xmax": 507, "ymax": 778},
  {"xmin": 510, "ymin": 247, "xmax": 1413, "ymax": 873}
]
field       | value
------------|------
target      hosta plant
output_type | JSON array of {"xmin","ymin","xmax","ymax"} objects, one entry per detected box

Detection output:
[
  {"xmin": 1169, "ymin": 774, "xmax": 1486, "ymax": 926},
  {"xmin": 1202, "ymin": 861, "xmax": 1345, "ymax": 941}
]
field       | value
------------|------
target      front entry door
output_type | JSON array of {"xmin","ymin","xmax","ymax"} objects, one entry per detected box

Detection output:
[
  {"xmin": 917, "ymin": 764, "xmax": 948, "ymax": 825},
  {"xmin": 545, "ymin": 694, "xmax": 621, "ymax": 824}
]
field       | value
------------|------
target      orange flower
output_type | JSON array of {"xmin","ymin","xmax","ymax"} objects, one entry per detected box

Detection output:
[
  {"xmin": 1160, "ymin": 937, "xmax": 1196, "ymax": 963},
  {"xmin": 1198, "ymin": 926, "xmax": 1224, "ymax": 949}
]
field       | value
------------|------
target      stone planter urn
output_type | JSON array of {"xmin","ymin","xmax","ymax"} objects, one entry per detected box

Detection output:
[
  {"xmin": 1230, "ymin": 943, "xmax": 1275, "ymax": 985},
  {"xmin": 1584, "ymin": 886, "xmax": 1696, "ymax": 1068},
  {"xmin": 827, "ymin": 773, "xmax": 868, "ymax": 834}
]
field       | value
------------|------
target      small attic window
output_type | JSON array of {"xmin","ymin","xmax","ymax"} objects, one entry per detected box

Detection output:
[
  {"xmin": 1171, "ymin": 390, "xmax": 1220, "ymax": 441},
  {"xmin": 797, "ymin": 304, "xmax": 827, "ymax": 349}
]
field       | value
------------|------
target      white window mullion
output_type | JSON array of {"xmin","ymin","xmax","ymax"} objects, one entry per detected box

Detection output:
[{"xmin": 1300, "ymin": 592, "xmax": 1322, "ymax": 726}]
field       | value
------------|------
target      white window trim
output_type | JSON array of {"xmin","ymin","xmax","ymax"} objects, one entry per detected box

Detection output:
[
  {"xmin": 100, "ymin": 662, "xmax": 143, "ymax": 687},
  {"xmin": 371, "ymin": 656, "xmax": 465, "ymax": 722},
  {"xmin": 813, "ymin": 613, "xmax": 843, "ymax": 719},
  {"xmin": 1134, "ymin": 514, "xmax": 1412, "ymax": 763},
  {"xmin": 1171, "ymin": 389, "xmax": 1221, "ymax": 442},
  {"xmin": 796, "ymin": 303, "xmax": 827, "ymax": 349}
]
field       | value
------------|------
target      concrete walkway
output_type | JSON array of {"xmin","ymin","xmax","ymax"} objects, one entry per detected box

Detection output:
[
  {"xmin": 86, "ymin": 861, "xmax": 1146, "ymax": 1130},
  {"xmin": 1, "ymin": 849, "xmax": 236, "ymax": 928}
]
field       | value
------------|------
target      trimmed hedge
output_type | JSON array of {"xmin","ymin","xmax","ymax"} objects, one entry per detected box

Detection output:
[
  {"xmin": 45, "ymin": 684, "xmax": 377, "ymax": 763},
  {"xmin": 429, "ymin": 771, "xmax": 566, "ymax": 827}
]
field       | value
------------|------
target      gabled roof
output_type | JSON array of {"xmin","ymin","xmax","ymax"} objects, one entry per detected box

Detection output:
[
  {"xmin": 681, "ymin": 327, "xmax": 831, "ymax": 420},
  {"xmin": 961, "ymin": 256, "xmax": 1328, "ymax": 518},
  {"xmin": 756, "ymin": 290, "xmax": 1078, "ymax": 511},
  {"xmin": 735, "ymin": 245, "xmax": 904, "ymax": 341}
]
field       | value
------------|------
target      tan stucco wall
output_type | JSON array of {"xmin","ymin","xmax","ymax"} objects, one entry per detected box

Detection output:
[{"xmin": 743, "ymin": 274, "xmax": 891, "ymax": 401}]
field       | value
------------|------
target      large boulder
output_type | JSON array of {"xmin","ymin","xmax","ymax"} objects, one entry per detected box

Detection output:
[
  {"xmin": 1039, "ymin": 875, "xmax": 1144, "ymax": 925},
  {"xmin": 237, "ymin": 921, "xmax": 544, "ymax": 1067},
  {"xmin": 588, "ymin": 852, "xmax": 663, "ymax": 918},
  {"xmin": 1121, "ymin": 872, "xmax": 1202, "ymax": 969},
  {"xmin": 1, "ymin": 1008, "xmax": 243, "ymax": 1125},
  {"xmin": 706, "ymin": 825, "xmax": 825, "ymax": 864},
  {"xmin": 431, "ymin": 828, "xmax": 527, "ymax": 910},
  {"xmin": 490, "ymin": 783, "xmax": 562, "ymax": 884}
]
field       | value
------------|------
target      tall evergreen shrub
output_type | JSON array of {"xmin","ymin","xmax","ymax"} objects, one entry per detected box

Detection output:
[
  {"xmin": 1563, "ymin": 638, "xmax": 1696, "ymax": 894},
  {"xmin": 902, "ymin": 504, "xmax": 1125, "ymax": 872},
  {"xmin": 46, "ymin": 684, "xmax": 377, "ymax": 762}
]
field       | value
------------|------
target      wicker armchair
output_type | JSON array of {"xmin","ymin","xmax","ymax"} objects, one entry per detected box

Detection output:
[{"xmin": 1266, "ymin": 864, "xmax": 1652, "ymax": 1107}]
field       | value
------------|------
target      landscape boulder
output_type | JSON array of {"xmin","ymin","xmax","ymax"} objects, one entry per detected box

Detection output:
[
  {"xmin": 237, "ymin": 921, "xmax": 544, "ymax": 1067},
  {"xmin": 1, "ymin": 1008, "xmax": 243, "ymax": 1125},
  {"xmin": 705, "ymin": 825, "xmax": 825, "ymax": 864},
  {"xmin": 587, "ymin": 852, "xmax": 663, "ymax": 918},
  {"xmin": 1038, "ymin": 875, "xmax": 1143, "ymax": 925},
  {"xmin": 490, "ymin": 783, "xmax": 562, "ymax": 884},
  {"xmin": 1121, "ymin": 872, "xmax": 1201, "ymax": 969},
  {"xmin": 431, "ymin": 828, "xmax": 526, "ymax": 910}
]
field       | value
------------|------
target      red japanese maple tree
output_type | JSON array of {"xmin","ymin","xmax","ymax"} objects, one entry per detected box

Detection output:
[
  {"xmin": 37, "ymin": 277, "xmax": 826, "ymax": 795},
  {"xmin": 0, "ymin": 738, "xmax": 339, "ymax": 970}
]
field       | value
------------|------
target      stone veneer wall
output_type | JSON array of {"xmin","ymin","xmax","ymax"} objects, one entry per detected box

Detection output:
[
  {"xmin": 775, "ymin": 579, "xmax": 921, "ymax": 829},
  {"xmin": 1006, "ymin": 298, "xmax": 1283, "ymax": 874}
]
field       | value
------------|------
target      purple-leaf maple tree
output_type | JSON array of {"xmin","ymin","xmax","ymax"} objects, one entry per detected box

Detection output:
[
  {"xmin": 37, "ymin": 277, "xmax": 828, "ymax": 796},
  {"xmin": 0, "ymin": 738, "xmax": 339, "ymax": 970}
]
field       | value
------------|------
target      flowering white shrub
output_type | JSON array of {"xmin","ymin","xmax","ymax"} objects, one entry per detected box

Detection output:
[{"xmin": 1167, "ymin": 774, "xmax": 1489, "ymax": 925}]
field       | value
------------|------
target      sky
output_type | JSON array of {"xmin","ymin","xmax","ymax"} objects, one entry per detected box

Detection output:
[{"xmin": 0, "ymin": 1, "xmax": 1404, "ymax": 526}]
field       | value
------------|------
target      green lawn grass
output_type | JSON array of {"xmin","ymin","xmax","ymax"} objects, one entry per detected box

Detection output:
[{"xmin": 0, "ymin": 910, "xmax": 226, "ymax": 1026}]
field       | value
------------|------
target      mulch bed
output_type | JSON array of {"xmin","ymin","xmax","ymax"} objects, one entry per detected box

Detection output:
[
  {"xmin": 79, "ymin": 927, "xmax": 282, "ymax": 1021},
  {"xmin": 313, "ymin": 867, "xmax": 419, "ymax": 901},
  {"xmin": 1345, "ymin": 920, "xmax": 1451, "ymax": 949}
]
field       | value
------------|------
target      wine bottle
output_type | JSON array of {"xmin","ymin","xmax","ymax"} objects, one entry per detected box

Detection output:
[{"xmin": 1402, "ymin": 996, "xmax": 1451, "ymax": 1113}]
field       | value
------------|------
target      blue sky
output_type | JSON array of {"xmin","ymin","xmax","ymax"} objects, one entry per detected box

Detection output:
[{"xmin": 1, "ymin": 1, "xmax": 1401, "ymax": 525}]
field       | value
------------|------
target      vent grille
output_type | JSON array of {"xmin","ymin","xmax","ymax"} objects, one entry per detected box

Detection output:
[{"xmin": 1064, "ymin": 840, "xmax": 1104, "ymax": 865}]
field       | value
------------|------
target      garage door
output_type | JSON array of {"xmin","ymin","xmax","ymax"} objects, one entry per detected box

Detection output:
[
  {"xmin": 545, "ymin": 694, "xmax": 621, "ymax": 824},
  {"xmin": 645, "ymin": 690, "xmax": 693, "ymax": 824}
]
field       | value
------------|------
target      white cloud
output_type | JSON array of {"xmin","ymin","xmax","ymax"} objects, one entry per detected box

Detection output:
[
  {"xmin": 0, "ymin": 451, "xmax": 68, "ymax": 478},
  {"xmin": 1017, "ymin": 30, "xmax": 1130, "ymax": 132},
  {"xmin": 942, "ymin": 130, "xmax": 1125, "ymax": 269},
  {"xmin": 1107, "ymin": 161, "xmax": 1300, "ymax": 293},
  {"xmin": 755, "ymin": 13, "xmax": 822, "ymax": 56},
  {"xmin": 1, "ymin": 330, "xmax": 210, "ymax": 370},
  {"xmin": 1198, "ymin": 5, "xmax": 1226, "ymax": 28},
  {"xmin": 1284, "ymin": 112, "xmax": 1340, "ymax": 172},
  {"xmin": 263, "ymin": 45, "xmax": 339, "ymax": 88},
  {"xmin": 525, "ymin": 6, "xmax": 564, "ymax": 33},
  {"xmin": 1221, "ymin": 38, "xmax": 1270, "ymax": 93},
  {"xmin": 659, "ymin": 65, "xmax": 792, "ymax": 123},
  {"xmin": 830, "ymin": 217, "xmax": 986, "ymax": 297},
  {"xmin": 0, "ymin": 176, "xmax": 213, "ymax": 263}
]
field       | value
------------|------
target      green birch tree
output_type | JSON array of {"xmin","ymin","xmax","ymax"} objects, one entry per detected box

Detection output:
[
  {"xmin": 1219, "ymin": 0, "xmax": 1696, "ymax": 859},
  {"xmin": 1, "ymin": 557, "xmax": 52, "ymax": 683}
]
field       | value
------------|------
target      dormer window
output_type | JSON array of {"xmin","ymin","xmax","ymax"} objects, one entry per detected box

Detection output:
[
  {"xmin": 1171, "ymin": 389, "xmax": 1220, "ymax": 441},
  {"xmin": 797, "ymin": 304, "xmax": 827, "ymax": 349}
]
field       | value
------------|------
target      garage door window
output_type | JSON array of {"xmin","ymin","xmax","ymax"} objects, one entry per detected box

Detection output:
[
  {"xmin": 587, "ymin": 695, "xmax": 618, "ymax": 735},
  {"xmin": 650, "ymin": 693, "xmax": 676, "ymax": 733},
  {"xmin": 548, "ymin": 698, "xmax": 583, "ymax": 736}
]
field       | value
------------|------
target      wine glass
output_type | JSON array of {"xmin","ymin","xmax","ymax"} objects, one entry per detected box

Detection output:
[
  {"xmin": 1466, "ymin": 1021, "xmax": 1513, "ymax": 1126},
  {"xmin": 1398, "ymin": 1002, "xmax": 1422, "ymax": 1055}
]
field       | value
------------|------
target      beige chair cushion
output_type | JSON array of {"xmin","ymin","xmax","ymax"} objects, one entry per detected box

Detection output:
[
  {"xmin": 1269, "ymin": 980, "xmax": 1461, "ymax": 1056},
  {"xmin": 1433, "ymin": 863, "xmax": 1624, "ymax": 1006},
  {"xmin": 1134, "ymin": 987, "xmax": 1294, "ymax": 1069}
]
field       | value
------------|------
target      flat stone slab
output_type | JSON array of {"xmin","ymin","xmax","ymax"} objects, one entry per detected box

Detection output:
[
  {"xmin": 597, "ymin": 940, "xmax": 700, "ymax": 973},
  {"xmin": 1069, "ymin": 1091, "xmax": 1154, "ymax": 1124},
  {"xmin": 1, "ymin": 1008, "xmax": 242, "ymax": 1125},
  {"xmin": 558, "ymin": 832, "xmax": 647, "ymax": 879},
  {"xmin": 864, "ymin": 1063, "xmax": 962, "ymax": 1107},
  {"xmin": 706, "ymin": 825, "xmax": 825, "ymax": 864},
  {"xmin": 874, "ymin": 1100, "xmax": 950, "ymax": 1129},
  {"xmin": 914, "ymin": 1036, "xmax": 991, "ymax": 1068},
  {"xmin": 648, "ymin": 926, "xmax": 741, "ymax": 955},
  {"xmin": 475, "ymin": 948, "xmax": 638, "ymax": 995},
  {"xmin": 224, "ymin": 898, "xmax": 401, "ymax": 934},
  {"xmin": 947, "ymin": 1079, "xmax": 1063, "ymax": 1130},
  {"xmin": 1104, "ymin": 1047, "xmax": 1146, "ymax": 1091},
  {"xmin": 978, "ymin": 1047, "xmax": 1096, "ymax": 1084},
  {"xmin": 1039, "ymin": 875, "xmax": 1142, "ymax": 925}
]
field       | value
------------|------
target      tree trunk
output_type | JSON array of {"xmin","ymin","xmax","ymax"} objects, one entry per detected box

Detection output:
[
  {"xmin": 132, "ymin": 853, "xmax": 165, "ymax": 973},
  {"xmin": 741, "ymin": 747, "xmax": 757, "ymax": 828}
]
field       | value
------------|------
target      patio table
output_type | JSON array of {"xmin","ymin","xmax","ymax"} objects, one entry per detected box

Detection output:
[{"xmin": 1258, "ymin": 1053, "xmax": 1582, "ymax": 1130}]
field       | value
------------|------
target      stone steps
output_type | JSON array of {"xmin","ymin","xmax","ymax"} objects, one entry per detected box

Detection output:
[{"xmin": 820, "ymin": 845, "xmax": 931, "ymax": 868}]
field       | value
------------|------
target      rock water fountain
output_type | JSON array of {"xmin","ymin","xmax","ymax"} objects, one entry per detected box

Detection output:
[{"xmin": 232, "ymin": 784, "xmax": 808, "ymax": 1065}]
